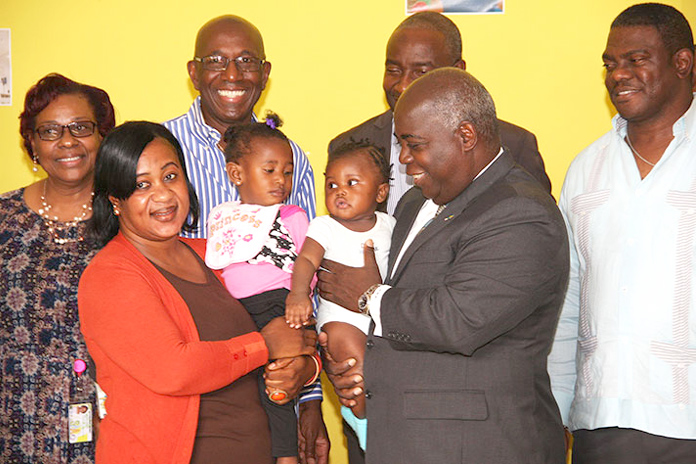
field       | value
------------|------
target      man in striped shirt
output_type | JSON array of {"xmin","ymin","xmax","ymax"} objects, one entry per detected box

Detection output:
[
  {"xmin": 163, "ymin": 15, "xmax": 327, "ymax": 463},
  {"xmin": 164, "ymin": 15, "xmax": 316, "ymax": 236}
]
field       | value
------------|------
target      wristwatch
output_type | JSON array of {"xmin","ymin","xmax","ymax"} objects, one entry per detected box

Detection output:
[{"xmin": 357, "ymin": 284, "xmax": 381, "ymax": 316}]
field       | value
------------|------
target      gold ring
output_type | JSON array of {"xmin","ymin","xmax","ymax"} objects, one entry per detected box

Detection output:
[{"xmin": 269, "ymin": 389, "xmax": 288, "ymax": 403}]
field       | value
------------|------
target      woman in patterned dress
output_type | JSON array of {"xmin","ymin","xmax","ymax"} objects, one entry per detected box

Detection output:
[{"xmin": 0, "ymin": 73, "xmax": 115, "ymax": 463}]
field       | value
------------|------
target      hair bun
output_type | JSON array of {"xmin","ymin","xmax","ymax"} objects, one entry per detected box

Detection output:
[{"xmin": 264, "ymin": 111, "xmax": 283, "ymax": 129}]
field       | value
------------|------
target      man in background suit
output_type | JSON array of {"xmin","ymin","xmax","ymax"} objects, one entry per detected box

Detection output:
[
  {"xmin": 329, "ymin": 12, "xmax": 551, "ymax": 214},
  {"xmin": 318, "ymin": 67, "xmax": 568, "ymax": 464}
]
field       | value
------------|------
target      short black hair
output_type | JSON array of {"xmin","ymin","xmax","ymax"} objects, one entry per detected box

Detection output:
[
  {"xmin": 328, "ymin": 139, "xmax": 391, "ymax": 185},
  {"xmin": 400, "ymin": 68, "xmax": 500, "ymax": 148},
  {"xmin": 89, "ymin": 121, "xmax": 200, "ymax": 247},
  {"xmin": 223, "ymin": 111, "xmax": 290, "ymax": 163},
  {"xmin": 397, "ymin": 12, "xmax": 463, "ymax": 63},
  {"xmin": 612, "ymin": 3, "xmax": 694, "ymax": 55}
]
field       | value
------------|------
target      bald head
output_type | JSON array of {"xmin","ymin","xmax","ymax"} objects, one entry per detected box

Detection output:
[
  {"xmin": 397, "ymin": 67, "xmax": 499, "ymax": 148},
  {"xmin": 194, "ymin": 15, "xmax": 265, "ymax": 59},
  {"xmin": 393, "ymin": 68, "xmax": 500, "ymax": 204},
  {"xmin": 187, "ymin": 15, "xmax": 271, "ymax": 134}
]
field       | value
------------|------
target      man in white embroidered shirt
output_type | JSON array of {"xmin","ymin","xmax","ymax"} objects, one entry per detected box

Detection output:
[
  {"xmin": 548, "ymin": 4, "xmax": 696, "ymax": 463},
  {"xmin": 163, "ymin": 15, "xmax": 327, "ymax": 464}
]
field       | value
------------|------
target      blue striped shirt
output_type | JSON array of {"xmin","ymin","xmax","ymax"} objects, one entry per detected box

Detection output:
[
  {"xmin": 164, "ymin": 97, "xmax": 317, "ymax": 238},
  {"xmin": 164, "ymin": 98, "xmax": 322, "ymax": 402}
]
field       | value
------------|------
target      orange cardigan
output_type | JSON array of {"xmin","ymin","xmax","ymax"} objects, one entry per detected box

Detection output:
[{"xmin": 78, "ymin": 233, "xmax": 269, "ymax": 464}]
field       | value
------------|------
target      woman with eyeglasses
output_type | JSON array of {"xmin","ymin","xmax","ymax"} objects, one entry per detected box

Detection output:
[{"xmin": 0, "ymin": 73, "xmax": 115, "ymax": 463}]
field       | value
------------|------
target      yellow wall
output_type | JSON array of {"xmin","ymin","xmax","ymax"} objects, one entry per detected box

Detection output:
[{"xmin": 2, "ymin": 1, "xmax": 694, "ymax": 462}]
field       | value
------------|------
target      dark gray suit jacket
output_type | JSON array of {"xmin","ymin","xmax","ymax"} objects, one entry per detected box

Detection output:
[
  {"xmin": 329, "ymin": 110, "xmax": 553, "ymax": 195},
  {"xmin": 363, "ymin": 151, "xmax": 568, "ymax": 463}
]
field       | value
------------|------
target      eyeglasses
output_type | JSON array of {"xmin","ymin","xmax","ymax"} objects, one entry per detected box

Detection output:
[
  {"xmin": 35, "ymin": 121, "xmax": 97, "ymax": 141},
  {"xmin": 193, "ymin": 55, "xmax": 266, "ymax": 73}
]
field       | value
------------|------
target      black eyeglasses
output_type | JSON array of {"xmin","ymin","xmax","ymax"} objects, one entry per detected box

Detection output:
[
  {"xmin": 35, "ymin": 121, "xmax": 97, "ymax": 141},
  {"xmin": 193, "ymin": 55, "xmax": 266, "ymax": 73}
]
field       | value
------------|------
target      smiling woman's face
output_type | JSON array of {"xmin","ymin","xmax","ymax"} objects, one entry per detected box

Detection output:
[
  {"xmin": 110, "ymin": 138, "xmax": 191, "ymax": 246},
  {"xmin": 30, "ymin": 93, "xmax": 102, "ymax": 186}
]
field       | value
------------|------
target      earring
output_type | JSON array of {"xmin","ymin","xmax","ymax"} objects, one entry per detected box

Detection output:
[
  {"xmin": 32, "ymin": 156, "xmax": 39, "ymax": 173},
  {"xmin": 112, "ymin": 205, "xmax": 120, "ymax": 216},
  {"xmin": 235, "ymin": 181, "xmax": 242, "ymax": 186}
]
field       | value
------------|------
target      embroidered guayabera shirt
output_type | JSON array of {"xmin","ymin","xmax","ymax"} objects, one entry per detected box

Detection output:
[{"xmin": 549, "ymin": 97, "xmax": 696, "ymax": 440}]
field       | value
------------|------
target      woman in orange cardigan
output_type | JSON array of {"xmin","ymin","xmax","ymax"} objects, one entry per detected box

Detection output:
[{"xmin": 78, "ymin": 121, "xmax": 318, "ymax": 464}]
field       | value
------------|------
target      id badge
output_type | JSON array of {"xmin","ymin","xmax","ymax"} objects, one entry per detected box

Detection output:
[
  {"xmin": 96, "ymin": 383, "xmax": 108, "ymax": 419},
  {"xmin": 68, "ymin": 402, "xmax": 93, "ymax": 443}
]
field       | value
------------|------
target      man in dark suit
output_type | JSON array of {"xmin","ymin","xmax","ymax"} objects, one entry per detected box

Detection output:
[
  {"xmin": 329, "ymin": 12, "xmax": 551, "ymax": 214},
  {"xmin": 318, "ymin": 67, "xmax": 568, "ymax": 463}
]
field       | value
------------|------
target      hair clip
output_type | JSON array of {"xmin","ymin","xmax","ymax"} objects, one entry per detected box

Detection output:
[{"xmin": 265, "ymin": 119, "xmax": 277, "ymax": 129}]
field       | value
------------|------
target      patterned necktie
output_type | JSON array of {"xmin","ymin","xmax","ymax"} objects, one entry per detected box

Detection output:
[{"xmin": 419, "ymin": 204, "xmax": 447, "ymax": 234}]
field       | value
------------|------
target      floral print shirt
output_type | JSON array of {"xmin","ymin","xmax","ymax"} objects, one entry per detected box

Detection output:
[{"xmin": 0, "ymin": 189, "xmax": 97, "ymax": 463}]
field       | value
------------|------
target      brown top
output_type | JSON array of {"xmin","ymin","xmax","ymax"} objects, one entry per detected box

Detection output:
[{"xmin": 155, "ymin": 254, "xmax": 272, "ymax": 464}]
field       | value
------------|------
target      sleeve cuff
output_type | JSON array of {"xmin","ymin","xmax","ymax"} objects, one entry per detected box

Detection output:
[
  {"xmin": 298, "ymin": 379, "xmax": 323, "ymax": 403},
  {"xmin": 368, "ymin": 285, "xmax": 391, "ymax": 337},
  {"xmin": 227, "ymin": 331, "xmax": 268, "ymax": 373}
]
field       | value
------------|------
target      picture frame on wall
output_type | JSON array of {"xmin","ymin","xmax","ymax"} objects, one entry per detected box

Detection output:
[
  {"xmin": 407, "ymin": 0, "xmax": 504, "ymax": 14},
  {"xmin": 0, "ymin": 29, "xmax": 10, "ymax": 106}
]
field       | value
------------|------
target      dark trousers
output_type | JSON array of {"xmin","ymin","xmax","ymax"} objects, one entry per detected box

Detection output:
[
  {"xmin": 573, "ymin": 427, "xmax": 696, "ymax": 464},
  {"xmin": 344, "ymin": 419, "xmax": 365, "ymax": 464},
  {"xmin": 240, "ymin": 289, "xmax": 298, "ymax": 458}
]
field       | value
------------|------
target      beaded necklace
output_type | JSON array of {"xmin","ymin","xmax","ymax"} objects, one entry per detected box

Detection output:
[{"xmin": 38, "ymin": 181, "xmax": 93, "ymax": 244}]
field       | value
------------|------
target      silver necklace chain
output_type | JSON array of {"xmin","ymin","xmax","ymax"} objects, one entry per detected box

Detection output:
[{"xmin": 625, "ymin": 134, "xmax": 656, "ymax": 167}]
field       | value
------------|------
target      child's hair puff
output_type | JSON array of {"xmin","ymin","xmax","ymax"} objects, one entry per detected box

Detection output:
[{"xmin": 223, "ymin": 111, "xmax": 289, "ymax": 163}]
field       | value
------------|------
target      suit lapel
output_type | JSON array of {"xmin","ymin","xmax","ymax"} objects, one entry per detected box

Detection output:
[
  {"xmin": 369, "ymin": 110, "xmax": 396, "ymax": 213},
  {"xmin": 387, "ymin": 151, "xmax": 517, "ymax": 284},
  {"xmin": 371, "ymin": 110, "xmax": 394, "ymax": 167},
  {"xmin": 373, "ymin": 110, "xmax": 393, "ymax": 130}
]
